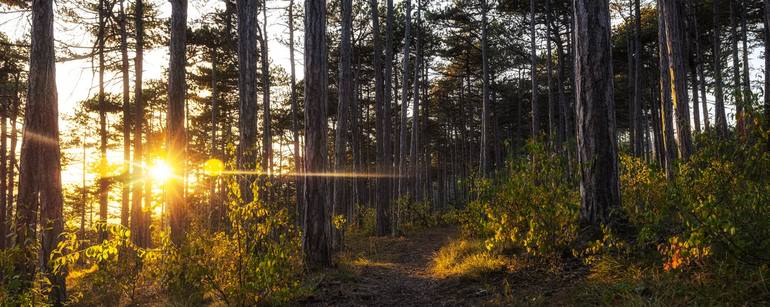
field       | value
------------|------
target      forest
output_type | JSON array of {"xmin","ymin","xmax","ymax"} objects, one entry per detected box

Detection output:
[{"xmin": 1, "ymin": 0, "xmax": 769, "ymax": 305}]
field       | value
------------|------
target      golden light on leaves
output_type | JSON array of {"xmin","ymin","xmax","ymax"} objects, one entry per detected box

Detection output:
[
  {"xmin": 149, "ymin": 159, "xmax": 173, "ymax": 183},
  {"xmin": 203, "ymin": 159, "xmax": 225, "ymax": 177}
]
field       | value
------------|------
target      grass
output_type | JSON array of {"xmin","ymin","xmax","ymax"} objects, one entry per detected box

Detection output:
[{"xmin": 429, "ymin": 238, "xmax": 506, "ymax": 279}]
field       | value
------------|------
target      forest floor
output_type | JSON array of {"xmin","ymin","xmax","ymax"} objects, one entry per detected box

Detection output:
[{"xmin": 300, "ymin": 227, "xmax": 587, "ymax": 306}]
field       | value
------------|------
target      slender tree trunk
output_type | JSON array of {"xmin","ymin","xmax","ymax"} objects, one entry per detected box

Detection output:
[
  {"xmin": 398, "ymin": 0, "xmax": 413, "ymax": 212},
  {"xmin": 168, "ymin": 0, "xmax": 188, "ymax": 246},
  {"xmin": 384, "ymin": 0, "xmax": 395, "ymax": 237},
  {"xmin": 303, "ymin": 0, "xmax": 331, "ymax": 266},
  {"xmin": 714, "ymin": 0, "xmax": 729, "ymax": 136},
  {"xmin": 411, "ymin": 0, "xmax": 423, "ymax": 200},
  {"xmin": 530, "ymin": 0, "xmax": 539, "ymax": 138},
  {"xmin": 209, "ymin": 46, "xmax": 219, "ymax": 230},
  {"xmin": 0, "ymin": 98, "xmax": 6, "ymax": 249},
  {"xmin": 261, "ymin": 0, "xmax": 272, "ymax": 183},
  {"xmin": 730, "ymin": 0, "xmax": 745, "ymax": 133},
  {"xmin": 333, "ymin": 0, "xmax": 354, "ymax": 250},
  {"xmin": 236, "ymin": 0, "xmax": 258, "ymax": 205},
  {"xmin": 545, "ymin": 0, "xmax": 554, "ymax": 143},
  {"xmin": 97, "ymin": 0, "xmax": 108, "ymax": 243},
  {"xmin": 15, "ymin": 0, "xmax": 66, "ymax": 301},
  {"xmin": 480, "ymin": 0, "xmax": 490, "ymax": 176},
  {"xmin": 687, "ymin": 0, "xmax": 701, "ymax": 133},
  {"xmin": 765, "ymin": 0, "xmax": 770, "ymax": 147},
  {"xmin": 131, "ymin": 0, "xmax": 147, "ymax": 247},
  {"xmin": 119, "ymin": 0, "xmax": 131, "ymax": 227},
  {"xmin": 573, "ymin": 0, "xmax": 623, "ymax": 232},
  {"xmin": 660, "ymin": 0, "xmax": 693, "ymax": 160},
  {"xmin": 7, "ymin": 74, "xmax": 19, "ymax": 243},
  {"xmin": 694, "ymin": 4, "xmax": 710, "ymax": 131},
  {"xmin": 632, "ymin": 0, "xmax": 643, "ymax": 156},
  {"xmin": 555, "ymin": 25, "xmax": 567, "ymax": 150},
  {"xmin": 740, "ymin": 0, "xmax": 752, "ymax": 118},
  {"xmin": 287, "ymin": 0, "xmax": 303, "ymax": 225}
]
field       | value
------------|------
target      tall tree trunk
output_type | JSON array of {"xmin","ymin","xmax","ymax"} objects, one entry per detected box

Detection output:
[
  {"xmin": 97, "ymin": 0, "xmax": 108, "ymax": 243},
  {"xmin": 694, "ymin": 2, "xmax": 710, "ymax": 131},
  {"xmin": 209, "ymin": 46, "xmax": 219, "ymax": 230},
  {"xmin": 730, "ymin": 0, "xmax": 745, "ymax": 133},
  {"xmin": 658, "ymin": 8, "xmax": 678, "ymax": 177},
  {"xmin": 739, "ymin": 0, "xmax": 752, "ymax": 119},
  {"xmin": 554, "ymin": 24, "xmax": 567, "ymax": 150},
  {"xmin": 660, "ymin": 0, "xmax": 693, "ymax": 160},
  {"xmin": 333, "ymin": 0, "xmax": 354, "ymax": 250},
  {"xmin": 398, "ymin": 0, "xmax": 413, "ymax": 208},
  {"xmin": 168, "ymin": 0, "xmax": 188, "ymax": 246},
  {"xmin": 530, "ymin": 0, "xmax": 539, "ymax": 138},
  {"xmin": 765, "ymin": 0, "xmax": 770, "ymax": 147},
  {"xmin": 573, "ymin": 0, "xmax": 623, "ymax": 232},
  {"xmin": 0, "ymin": 98, "xmax": 6, "ymax": 249},
  {"xmin": 236, "ymin": 0, "xmax": 258, "ymax": 205},
  {"xmin": 7, "ymin": 74, "xmax": 19, "ymax": 244},
  {"xmin": 288, "ymin": 0, "xmax": 303, "ymax": 225},
  {"xmin": 303, "ymin": 0, "xmax": 331, "ymax": 267},
  {"xmin": 632, "ymin": 0, "xmax": 643, "ymax": 156},
  {"xmin": 713, "ymin": 0, "xmax": 729, "ymax": 136},
  {"xmin": 545, "ymin": 0, "xmax": 554, "ymax": 143},
  {"xmin": 411, "ymin": 0, "xmax": 423, "ymax": 200},
  {"xmin": 372, "ymin": 0, "xmax": 391, "ymax": 236},
  {"xmin": 480, "ymin": 0, "xmax": 490, "ymax": 176},
  {"xmin": 131, "ymin": 0, "xmax": 147, "ymax": 247},
  {"xmin": 687, "ymin": 0, "xmax": 701, "ymax": 133},
  {"xmin": 119, "ymin": 0, "xmax": 131, "ymax": 227},
  {"xmin": 261, "ymin": 0, "xmax": 272, "ymax": 184},
  {"xmin": 16, "ymin": 0, "xmax": 66, "ymax": 301}
]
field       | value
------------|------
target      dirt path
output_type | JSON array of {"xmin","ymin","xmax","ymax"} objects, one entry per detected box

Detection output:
[{"xmin": 301, "ymin": 227, "xmax": 494, "ymax": 306}]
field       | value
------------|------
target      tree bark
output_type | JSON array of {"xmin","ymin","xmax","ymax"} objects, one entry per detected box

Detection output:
[
  {"xmin": 303, "ymin": 0, "xmax": 331, "ymax": 267},
  {"xmin": 119, "ymin": 0, "xmax": 131, "ymax": 228},
  {"xmin": 480, "ymin": 0, "xmax": 490, "ymax": 176},
  {"xmin": 573, "ymin": 0, "xmax": 623, "ymax": 231},
  {"xmin": 530, "ymin": 0, "xmax": 539, "ymax": 138},
  {"xmin": 714, "ymin": 0, "xmax": 729, "ymax": 136},
  {"xmin": 765, "ymin": 0, "xmax": 770, "ymax": 147},
  {"xmin": 660, "ymin": 0, "xmax": 693, "ymax": 160},
  {"xmin": 411, "ymin": 0, "xmax": 423, "ymax": 200},
  {"xmin": 261, "ymin": 0, "xmax": 272, "ymax": 185},
  {"xmin": 730, "ymin": 0, "xmax": 745, "ymax": 133},
  {"xmin": 131, "ymin": 0, "xmax": 147, "ymax": 247},
  {"xmin": 632, "ymin": 0, "xmax": 643, "ymax": 156},
  {"xmin": 0, "ymin": 97, "xmax": 6, "ymax": 249},
  {"xmin": 371, "ymin": 0, "xmax": 391, "ymax": 236},
  {"xmin": 398, "ymin": 0, "xmax": 413, "ymax": 213},
  {"xmin": 236, "ymin": 0, "xmax": 258, "ymax": 205},
  {"xmin": 658, "ymin": 8, "xmax": 678, "ymax": 178},
  {"xmin": 287, "ymin": 0, "xmax": 303, "ymax": 225},
  {"xmin": 333, "ymin": 0, "xmax": 354, "ymax": 250},
  {"xmin": 98, "ymin": 0, "xmax": 108, "ymax": 243},
  {"xmin": 167, "ymin": 0, "xmax": 188, "ymax": 246},
  {"xmin": 15, "ymin": 0, "xmax": 66, "ymax": 301}
]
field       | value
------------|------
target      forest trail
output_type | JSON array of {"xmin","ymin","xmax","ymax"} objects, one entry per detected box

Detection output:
[{"xmin": 301, "ymin": 227, "xmax": 513, "ymax": 306}]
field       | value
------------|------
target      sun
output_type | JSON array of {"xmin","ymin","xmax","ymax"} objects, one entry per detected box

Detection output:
[{"xmin": 149, "ymin": 159, "xmax": 173, "ymax": 183}]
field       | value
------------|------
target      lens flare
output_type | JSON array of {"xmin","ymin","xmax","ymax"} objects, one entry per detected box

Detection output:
[{"xmin": 149, "ymin": 159, "xmax": 173, "ymax": 183}]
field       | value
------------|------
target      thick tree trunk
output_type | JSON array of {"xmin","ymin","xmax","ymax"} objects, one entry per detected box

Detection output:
[
  {"xmin": 333, "ymin": 0, "xmax": 354, "ymax": 250},
  {"xmin": 236, "ymin": 0, "xmax": 258, "ymax": 204},
  {"xmin": 658, "ymin": 10, "xmax": 678, "ymax": 178},
  {"xmin": 168, "ymin": 0, "xmax": 188, "ymax": 246},
  {"xmin": 119, "ymin": 0, "xmax": 131, "ymax": 227},
  {"xmin": 16, "ymin": 0, "xmax": 66, "ymax": 301},
  {"xmin": 303, "ymin": 0, "xmax": 331, "ymax": 267},
  {"xmin": 371, "ymin": 0, "xmax": 391, "ymax": 236},
  {"xmin": 714, "ymin": 0, "xmax": 729, "ymax": 136},
  {"xmin": 660, "ymin": 0, "xmax": 693, "ymax": 160},
  {"xmin": 530, "ymin": 0, "xmax": 539, "ymax": 138},
  {"xmin": 573, "ymin": 0, "xmax": 623, "ymax": 231}
]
